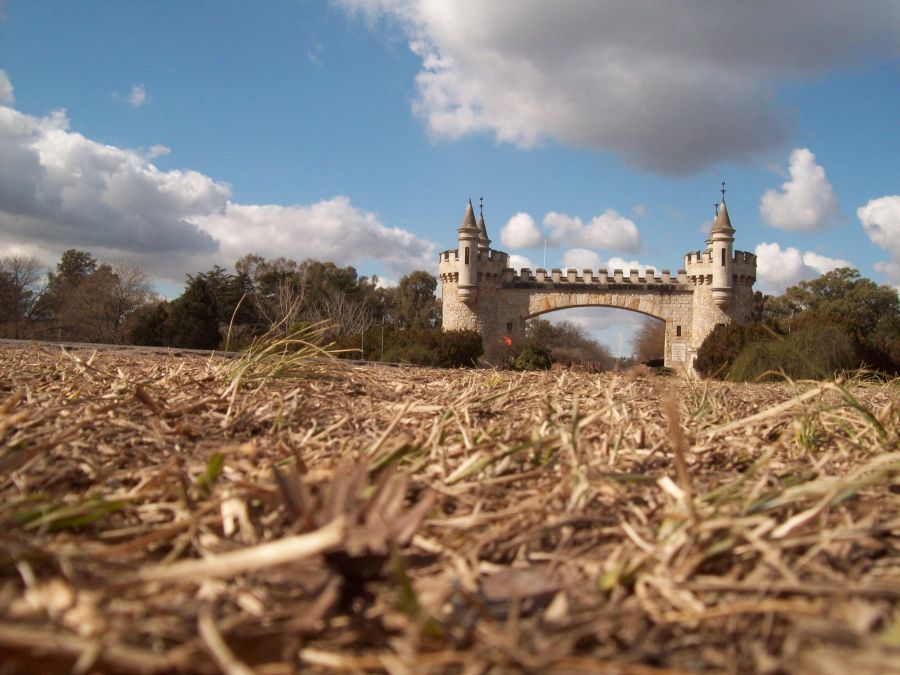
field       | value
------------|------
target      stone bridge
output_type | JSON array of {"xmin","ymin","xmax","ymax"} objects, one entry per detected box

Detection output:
[{"xmin": 439, "ymin": 197, "xmax": 756, "ymax": 370}]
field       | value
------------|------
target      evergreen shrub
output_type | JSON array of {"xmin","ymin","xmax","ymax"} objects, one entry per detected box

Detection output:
[{"xmin": 515, "ymin": 345, "xmax": 552, "ymax": 371}]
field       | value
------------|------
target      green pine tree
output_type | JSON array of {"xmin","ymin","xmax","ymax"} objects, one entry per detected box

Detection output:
[{"xmin": 168, "ymin": 277, "xmax": 221, "ymax": 349}]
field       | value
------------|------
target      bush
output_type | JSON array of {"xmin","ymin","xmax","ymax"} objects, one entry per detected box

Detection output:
[
  {"xmin": 435, "ymin": 329, "xmax": 483, "ymax": 367},
  {"xmin": 379, "ymin": 328, "xmax": 482, "ymax": 368},
  {"xmin": 515, "ymin": 345, "xmax": 552, "ymax": 371},
  {"xmin": 695, "ymin": 321, "xmax": 776, "ymax": 379},
  {"xmin": 728, "ymin": 325, "xmax": 858, "ymax": 382}
]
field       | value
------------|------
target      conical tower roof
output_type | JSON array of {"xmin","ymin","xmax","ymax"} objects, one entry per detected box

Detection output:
[
  {"xmin": 476, "ymin": 211, "xmax": 491, "ymax": 249},
  {"xmin": 711, "ymin": 200, "xmax": 734, "ymax": 234},
  {"xmin": 458, "ymin": 199, "xmax": 479, "ymax": 235}
]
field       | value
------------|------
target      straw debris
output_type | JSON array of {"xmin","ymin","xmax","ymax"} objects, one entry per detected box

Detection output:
[{"xmin": 0, "ymin": 343, "xmax": 898, "ymax": 673}]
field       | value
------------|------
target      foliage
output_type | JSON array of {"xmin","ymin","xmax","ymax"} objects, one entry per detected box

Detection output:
[
  {"xmin": 392, "ymin": 271, "xmax": 441, "ymax": 329},
  {"xmin": 435, "ymin": 329, "xmax": 483, "ymax": 367},
  {"xmin": 763, "ymin": 267, "xmax": 899, "ymax": 373},
  {"xmin": 128, "ymin": 302, "xmax": 170, "ymax": 347},
  {"xmin": 515, "ymin": 344, "xmax": 552, "ymax": 371},
  {"xmin": 168, "ymin": 276, "xmax": 221, "ymax": 349},
  {"xmin": 728, "ymin": 325, "xmax": 858, "ymax": 382},
  {"xmin": 379, "ymin": 328, "xmax": 482, "ymax": 368},
  {"xmin": 632, "ymin": 318, "xmax": 665, "ymax": 363},
  {"xmin": 7, "ymin": 248, "xmax": 450, "ymax": 364},
  {"xmin": 34, "ymin": 252, "xmax": 155, "ymax": 343},
  {"xmin": 525, "ymin": 318, "xmax": 614, "ymax": 369},
  {"xmin": 696, "ymin": 268, "xmax": 900, "ymax": 380},
  {"xmin": 695, "ymin": 321, "xmax": 776, "ymax": 378},
  {"xmin": 0, "ymin": 255, "xmax": 45, "ymax": 338}
]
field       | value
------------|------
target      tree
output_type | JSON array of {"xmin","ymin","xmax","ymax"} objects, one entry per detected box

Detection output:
[
  {"xmin": 524, "ymin": 318, "xmax": 615, "ymax": 369},
  {"xmin": 168, "ymin": 276, "xmax": 221, "ymax": 349},
  {"xmin": 313, "ymin": 288, "xmax": 374, "ymax": 337},
  {"xmin": 765, "ymin": 268, "xmax": 898, "ymax": 337},
  {"xmin": 764, "ymin": 267, "xmax": 899, "ymax": 372},
  {"xmin": 50, "ymin": 261, "xmax": 154, "ymax": 343},
  {"xmin": 129, "ymin": 302, "xmax": 170, "ymax": 347},
  {"xmin": 393, "ymin": 271, "xmax": 440, "ymax": 329},
  {"xmin": 54, "ymin": 249, "xmax": 98, "ymax": 285},
  {"xmin": 632, "ymin": 318, "xmax": 665, "ymax": 364},
  {"xmin": 0, "ymin": 255, "xmax": 45, "ymax": 338},
  {"xmin": 36, "ymin": 249, "xmax": 98, "ymax": 339}
]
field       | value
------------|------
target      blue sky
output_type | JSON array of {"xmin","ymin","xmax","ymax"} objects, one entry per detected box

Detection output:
[{"xmin": 1, "ymin": 1, "xmax": 898, "ymax": 354}]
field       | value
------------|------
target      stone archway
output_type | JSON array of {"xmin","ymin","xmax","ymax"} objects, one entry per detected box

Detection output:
[{"xmin": 439, "ymin": 198, "xmax": 756, "ymax": 371}]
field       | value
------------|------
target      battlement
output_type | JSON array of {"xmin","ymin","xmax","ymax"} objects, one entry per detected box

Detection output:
[
  {"xmin": 439, "ymin": 248, "xmax": 509, "ymax": 263},
  {"xmin": 682, "ymin": 248, "xmax": 757, "ymax": 282},
  {"xmin": 439, "ymin": 247, "xmax": 510, "ymax": 280},
  {"xmin": 498, "ymin": 267, "xmax": 691, "ymax": 287}
]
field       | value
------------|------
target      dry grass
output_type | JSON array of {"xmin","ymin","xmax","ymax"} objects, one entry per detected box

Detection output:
[{"xmin": 0, "ymin": 343, "xmax": 898, "ymax": 674}]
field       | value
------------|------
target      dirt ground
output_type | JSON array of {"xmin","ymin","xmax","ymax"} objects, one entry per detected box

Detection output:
[{"xmin": 0, "ymin": 343, "xmax": 898, "ymax": 674}]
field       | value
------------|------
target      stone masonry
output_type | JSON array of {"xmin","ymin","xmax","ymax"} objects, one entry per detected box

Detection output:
[{"xmin": 440, "ymin": 195, "xmax": 756, "ymax": 372}]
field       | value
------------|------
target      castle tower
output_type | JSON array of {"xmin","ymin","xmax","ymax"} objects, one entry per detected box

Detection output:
[
  {"xmin": 709, "ymin": 186, "xmax": 735, "ymax": 307},
  {"xmin": 476, "ymin": 198, "xmax": 491, "ymax": 253},
  {"xmin": 457, "ymin": 200, "xmax": 480, "ymax": 304},
  {"xmin": 683, "ymin": 183, "xmax": 756, "ymax": 371}
]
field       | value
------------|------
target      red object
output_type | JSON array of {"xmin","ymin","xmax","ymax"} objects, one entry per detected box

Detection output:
[{"xmin": 502, "ymin": 336, "xmax": 513, "ymax": 346}]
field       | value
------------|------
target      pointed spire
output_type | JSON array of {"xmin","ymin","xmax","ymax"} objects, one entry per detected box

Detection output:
[
  {"xmin": 711, "ymin": 182, "xmax": 734, "ymax": 234},
  {"xmin": 711, "ymin": 200, "xmax": 734, "ymax": 233},
  {"xmin": 476, "ymin": 196, "xmax": 491, "ymax": 250},
  {"xmin": 459, "ymin": 199, "xmax": 478, "ymax": 235}
]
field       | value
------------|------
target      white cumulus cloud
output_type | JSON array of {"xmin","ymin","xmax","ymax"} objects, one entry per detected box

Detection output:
[
  {"xmin": 562, "ymin": 248, "xmax": 602, "ymax": 271},
  {"xmin": 545, "ymin": 210, "xmax": 640, "ymax": 253},
  {"xmin": 606, "ymin": 257, "xmax": 652, "ymax": 275},
  {"xmin": 562, "ymin": 249, "xmax": 654, "ymax": 275},
  {"xmin": 507, "ymin": 254, "xmax": 535, "ymax": 271},
  {"xmin": 760, "ymin": 148, "xmax": 838, "ymax": 232},
  {"xmin": 0, "ymin": 75, "xmax": 436, "ymax": 282},
  {"xmin": 500, "ymin": 212, "xmax": 542, "ymax": 248},
  {"xmin": 335, "ymin": 1, "xmax": 899, "ymax": 173},
  {"xmin": 858, "ymin": 195, "xmax": 900, "ymax": 285},
  {"xmin": 196, "ymin": 198, "xmax": 435, "ymax": 276},
  {"xmin": 755, "ymin": 242, "xmax": 852, "ymax": 294},
  {"xmin": 0, "ymin": 104, "xmax": 224, "ymax": 256}
]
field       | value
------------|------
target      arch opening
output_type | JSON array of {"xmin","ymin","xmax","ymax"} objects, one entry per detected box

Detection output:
[{"xmin": 523, "ymin": 306, "xmax": 668, "ymax": 364}]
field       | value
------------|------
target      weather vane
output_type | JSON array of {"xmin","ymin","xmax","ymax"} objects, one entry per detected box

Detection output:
[
  {"xmin": 721, "ymin": 181, "xmax": 727, "ymax": 202},
  {"xmin": 479, "ymin": 196, "xmax": 484, "ymax": 217}
]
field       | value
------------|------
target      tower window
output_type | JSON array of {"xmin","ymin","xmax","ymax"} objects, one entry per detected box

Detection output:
[
  {"xmin": 465, "ymin": 246, "xmax": 470, "ymax": 264},
  {"xmin": 675, "ymin": 325, "xmax": 682, "ymax": 337},
  {"xmin": 721, "ymin": 249, "xmax": 726, "ymax": 266}
]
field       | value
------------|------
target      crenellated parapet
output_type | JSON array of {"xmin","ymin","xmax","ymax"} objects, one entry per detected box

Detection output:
[
  {"xmin": 683, "ymin": 250, "xmax": 757, "ymax": 286},
  {"xmin": 496, "ymin": 267, "xmax": 692, "ymax": 287},
  {"xmin": 440, "ymin": 189, "xmax": 756, "ymax": 372},
  {"xmin": 439, "ymin": 247, "xmax": 511, "ymax": 285}
]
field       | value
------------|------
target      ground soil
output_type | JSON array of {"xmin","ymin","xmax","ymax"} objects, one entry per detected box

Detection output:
[{"xmin": 0, "ymin": 344, "xmax": 898, "ymax": 673}]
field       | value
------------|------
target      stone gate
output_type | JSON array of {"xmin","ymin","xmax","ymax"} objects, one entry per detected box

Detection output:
[{"xmin": 439, "ymin": 194, "xmax": 756, "ymax": 370}]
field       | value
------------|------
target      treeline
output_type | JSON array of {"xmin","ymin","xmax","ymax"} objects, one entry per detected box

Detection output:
[
  {"xmin": 696, "ymin": 268, "xmax": 900, "ymax": 380},
  {"xmin": 7, "ymin": 251, "xmax": 893, "ymax": 377},
  {"xmin": 0, "ymin": 251, "xmax": 154, "ymax": 343},
  {"xmin": 0, "ymin": 250, "xmax": 483, "ymax": 367}
]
